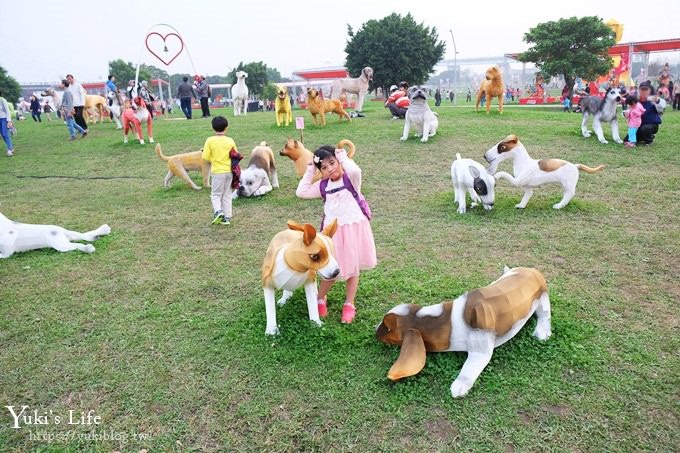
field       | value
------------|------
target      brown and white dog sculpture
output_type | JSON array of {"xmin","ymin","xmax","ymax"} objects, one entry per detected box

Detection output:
[
  {"xmin": 262, "ymin": 220, "xmax": 340, "ymax": 335},
  {"xmin": 234, "ymin": 142, "xmax": 279, "ymax": 198},
  {"xmin": 484, "ymin": 135, "xmax": 605, "ymax": 209},
  {"xmin": 280, "ymin": 138, "xmax": 356, "ymax": 183},
  {"xmin": 376, "ymin": 266, "xmax": 551, "ymax": 398}
]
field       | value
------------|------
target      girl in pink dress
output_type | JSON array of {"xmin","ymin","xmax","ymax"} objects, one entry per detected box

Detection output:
[{"xmin": 296, "ymin": 146, "xmax": 377, "ymax": 323}]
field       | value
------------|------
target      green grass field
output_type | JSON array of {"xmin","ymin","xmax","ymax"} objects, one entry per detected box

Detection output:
[{"xmin": 1, "ymin": 102, "xmax": 678, "ymax": 451}]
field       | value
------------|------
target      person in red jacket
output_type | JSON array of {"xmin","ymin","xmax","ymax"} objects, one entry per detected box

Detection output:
[{"xmin": 384, "ymin": 81, "xmax": 409, "ymax": 119}]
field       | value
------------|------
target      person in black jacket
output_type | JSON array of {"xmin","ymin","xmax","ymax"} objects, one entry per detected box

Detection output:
[
  {"xmin": 30, "ymin": 95, "xmax": 42, "ymax": 122},
  {"xmin": 176, "ymin": 76, "xmax": 196, "ymax": 119}
]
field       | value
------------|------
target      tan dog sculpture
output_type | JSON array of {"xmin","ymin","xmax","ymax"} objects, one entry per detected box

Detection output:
[
  {"xmin": 306, "ymin": 88, "xmax": 351, "ymax": 126},
  {"xmin": 262, "ymin": 220, "xmax": 340, "ymax": 335},
  {"xmin": 84, "ymin": 94, "xmax": 109, "ymax": 124},
  {"xmin": 476, "ymin": 66, "xmax": 505, "ymax": 114},
  {"xmin": 275, "ymin": 85, "xmax": 292, "ymax": 127},
  {"xmin": 280, "ymin": 138, "xmax": 356, "ymax": 183},
  {"xmin": 155, "ymin": 144, "xmax": 210, "ymax": 190},
  {"xmin": 376, "ymin": 266, "xmax": 552, "ymax": 398}
]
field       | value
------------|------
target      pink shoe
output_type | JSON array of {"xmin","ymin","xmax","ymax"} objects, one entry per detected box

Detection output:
[
  {"xmin": 341, "ymin": 303, "xmax": 356, "ymax": 324},
  {"xmin": 317, "ymin": 299, "xmax": 327, "ymax": 318}
]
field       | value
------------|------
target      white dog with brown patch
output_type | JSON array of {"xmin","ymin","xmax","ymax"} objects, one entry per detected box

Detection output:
[
  {"xmin": 376, "ymin": 266, "xmax": 551, "ymax": 398},
  {"xmin": 484, "ymin": 135, "xmax": 604, "ymax": 209},
  {"xmin": 262, "ymin": 220, "xmax": 340, "ymax": 335},
  {"xmin": 0, "ymin": 213, "xmax": 110, "ymax": 258},
  {"xmin": 233, "ymin": 142, "xmax": 279, "ymax": 198}
]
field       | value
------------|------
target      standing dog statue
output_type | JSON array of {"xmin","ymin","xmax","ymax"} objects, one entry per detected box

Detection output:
[
  {"xmin": 330, "ymin": 67, "xmax": 373, "ymax": 112},
  {"xmin": 232, "ymin": 71, "xmax": 249, "ymax": 116},
  {"xmin": 401, "ymin": 86, "xmax": 438, "ymax": 143},
  {"xmin": 476, "ymin": 66, "xmax": 505, "ymax": 114},
  {"xmin": 233, "ymin": 142, "xmax": 279, "ymax": 198},
  {"xmin": 306, "ymin": 88, "xmax": 351, "ymax": 126},
  {"xmin": 122, "ymin": 98, "xmax": 154, "ymax": 144},
  {"xmin": 262, "ymin": 220, "xmax": 340, "ymax": 335},
  {"xmin": 485, "ymin": 135, "xmax": 604, "ymax": 209},
  {"xmin": 451, "ymin": 153, "xmax": 496, "ymax": 213},
  {"xmin": 275, "ymin": 85, "xmax": 292, "ymax": 127},
  {"xmin": 84, "ymin": 95, "xmax": 109, "ymax": 124},
  {"xmin": 376, "ymin": 266, "xmax": 551, "ymax": 398},
  {"xmin": 580, "ymin": 88, "xmax": 624, "ymax": 144},
  {"xmin": 107, "ymin": 91, "xmax": 123, "ymax": 129},
  {"xmin": 280, "ymin": 138, "xmax": 356, "ymax": 182},
  {"xmin": 0, "ymin": 213, "xmax": 111, "ymax": 258},
  {"xmin": 155, "ymin": 144, "xmax": 210, "ymax": 190}
]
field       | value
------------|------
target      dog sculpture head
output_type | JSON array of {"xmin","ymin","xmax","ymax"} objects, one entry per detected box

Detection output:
[
  {"xmin": 469, "ymin": 165, "xmax": 496, "ymax": 209},
  {"xmin": 307, "ymin": 88, "xmax": 320, "ymax": 100},
  {"xmin": 237, "ymin": 142, "xmax": 273, "ymax": 197},
  {"xmin": 376, "ymin": 302, "xmax": 454, "ymax": 380},
  {"xmin": 408, "ymin": 86, "xmax": 429, "ymax": 105},
  {"xmin": 280, "ymin": 138, "xmax": 309, "ymax": 159},
  {"xmin": 485, "ymin": 66, "xmax": 502, "ymax": 81},
  {"xmin": 236, "ymin": 71, "xmax": 248, "ymax": 82},
  {"xmin": 277, "ymin": 220, "xmax": 340, "ymax": 281},
  {"xmin": 277, "ymin": 85, "xmax": 288, "ymax": 99},
  {"xmin": 605, "ymin": 87, "xmax": 623, "ymax": 103},
  {"xmin": 484, "ymin": 134, "xmax": 522, "ymax": 174},
  {"xmin": 361, "ymin": 67, "xmax": 374, "ymax": 82}
]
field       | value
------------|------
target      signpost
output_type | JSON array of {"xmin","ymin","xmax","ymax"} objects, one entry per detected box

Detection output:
[{"xmin": 295, "ymin": 116, "xmax": 304, "ymax": 143}]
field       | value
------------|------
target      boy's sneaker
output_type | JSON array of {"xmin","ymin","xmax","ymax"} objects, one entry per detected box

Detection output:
[
  {"xmin": 341, "ymin": 303, "xmax": 356, "ymax": 324},
  {"xmin": 211, "ymin": 211, "xmax": 224, "ymax": 225},
  {"xmin": 6, "ymin": 149, "xmax": 14, "ymax": 157},
  {"xmin": 220, "ymin": 217, "xmax": 231, "ymax": 225},
  {"xmin": 81, "ymin": 131, "xmax": 88, "ymax": 138}
]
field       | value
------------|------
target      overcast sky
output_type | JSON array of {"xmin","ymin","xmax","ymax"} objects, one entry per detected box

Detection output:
[{"xmin": 2, "ymin": 0, "xmax": 678, "ymax": 84}]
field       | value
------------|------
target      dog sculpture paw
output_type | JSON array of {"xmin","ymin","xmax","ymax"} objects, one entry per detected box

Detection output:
[
  {"xmin": 614, "ymin": 138, "xmax": 623, "ymax": 144},
  {"xmin": 599, "ymin": 139, "xmax": 608, "ymax": 144},
  {"xmin": 83, "ymin": 244, "xmax": 96, "ymax": 254},
  {"xmin": 533, "ymin": 323, "xmax": 552, "ymax": 341},
  {"xmin": 400, "ymin": 136, "xmax": 408, "ymax": 141},
  {"xmin": 583, "ymin": 131, "xmax": 591, "ymax": 138},
  {"xmin": 265, "ymin": 325, "xmax": 280, "ymax": 336},
  {"xmin": 450, "ymin": 380, "xmax": 471, "ymax": 398},
  {"xmin": 457, "ymin": 206, "xmax": 466, "ymax": 214},
  {"xmin": 515, "ymin": 203, "xmax": 526, "ymax": 209}
]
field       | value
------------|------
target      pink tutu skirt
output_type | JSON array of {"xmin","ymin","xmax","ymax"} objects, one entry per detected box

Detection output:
[{"xmin": 332, "ymin": 219, "xmax": 377, "ymax": 281}]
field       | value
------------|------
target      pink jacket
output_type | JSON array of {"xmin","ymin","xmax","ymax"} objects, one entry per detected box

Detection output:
[{"xmin": 624, "ymin": 102, "xmax": 645, "ymax": 128}]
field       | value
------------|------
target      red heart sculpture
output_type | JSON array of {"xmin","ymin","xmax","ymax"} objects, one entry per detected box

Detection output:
[{"xmin": 145, "ymin": 32, "xmax": 184, "ymax": 66}]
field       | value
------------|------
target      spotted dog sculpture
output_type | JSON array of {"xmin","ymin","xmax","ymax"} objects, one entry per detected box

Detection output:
[{"xmin": 376, "ymin": 266, "xmax": 551, "ymax": 397}]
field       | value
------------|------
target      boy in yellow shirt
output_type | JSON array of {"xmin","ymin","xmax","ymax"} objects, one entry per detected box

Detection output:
[{"xmin": 202, "ymin": 116, "xmax": 238, "ymax": 225}]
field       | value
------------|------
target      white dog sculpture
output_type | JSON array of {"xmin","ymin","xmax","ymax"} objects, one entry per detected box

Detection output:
[
  {"xmin": 451, "ymin": 153, "xmax": 496, "ymax": 213},
  {"xmin": 232, "ymin": 71, "xmax": 249, "ymax": 116},
  {"xmin": 485, "ymin": 135, "xmax": 604, "ymax": 209},
  {"xmin": 0, "ymin": 213, "xmax": 111, "ymax": 258},
  {"xmin": 330, "ymin": 67, "xmax": 373, "ymax": 112}
]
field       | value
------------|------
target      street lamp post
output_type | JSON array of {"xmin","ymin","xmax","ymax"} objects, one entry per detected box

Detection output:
[{"xmin": 449, "ymin": 28, "xmax": 459, "ymax": 101}]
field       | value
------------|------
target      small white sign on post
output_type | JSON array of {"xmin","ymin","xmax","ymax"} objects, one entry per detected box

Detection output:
[{"xmin": 295, "ymin": 116, "xmax": 304, "ymax": 143}]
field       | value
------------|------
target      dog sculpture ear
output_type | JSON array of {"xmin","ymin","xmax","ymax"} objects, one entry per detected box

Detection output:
[
  {"xmin": 503, "ymin": 265, "xmax": 511, "ymax": 274},
  {"xmin": 468, "ymin": 166, "xmax": 481, "ymax": 178},
  {"xmin": 302, "ymin": 224, "xmax": 317, "ymax": 246},
  {"xmin": 387, "ymin": 329, "xmax": 427, "ymax": 381},
  {"xmin": 322, "ymin": 218, "xmax": 338, "ymax": 238},
  {"xmin": 287, "ymin": 220, "xmax": 304, "ymax": 232}
]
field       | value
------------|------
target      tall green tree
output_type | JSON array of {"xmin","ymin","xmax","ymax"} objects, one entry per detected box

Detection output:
[
  {"xmin": 519, "ymin": 16, "xmax": 615, "ymax": 97},
  {"xmin": 108, "ymin": 59, "xmax": 151, "ymax": 86},
  {"xmin": 227, "ymin": 61, "xmax": 269, "ymax": 96},
  {"xmin": 0, "ymin": 66, "xmax": 21, "ymax": 103},
  {"xmin": 345, "ymin": 13, "xmax": 446, "ymax": 94},
  {"xmin": 261, "ymin": 83, "xmax": 279, "ymax": 101}
]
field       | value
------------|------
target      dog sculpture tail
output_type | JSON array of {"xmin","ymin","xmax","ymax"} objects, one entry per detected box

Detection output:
[
  {"xmin": 155, "ymin": 144, "xmax": 170, "ymax": 162},
  {"xmin": 577, "ymin": 164, "xmax": 605, "ymax": 174},
  {"xmin": 336, "ymin": 139, "xmax": 356, "ymax": 159},
  {"xmin": 455, "ymin": 153, "xmax": 462, "ymax": 160}
]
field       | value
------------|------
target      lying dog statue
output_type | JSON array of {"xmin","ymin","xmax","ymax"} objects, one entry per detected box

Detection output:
[
  {"xmin": 377, "ymin": 266, "xmax": 551, "ymax": 397},
  {"xmin": 485, "ymin": 135, "xmax": 604, "ymax": 209},
  {"xmin": 0, "ymin": 213, "xmax": 111, "ymax": 258},
  {"xmin": 262, "ymin": 220, "xmax": 340, "ymax": 335},
  {"xmin": 233, "ymin": 142, "xmax": 279, "ymax": 198}
]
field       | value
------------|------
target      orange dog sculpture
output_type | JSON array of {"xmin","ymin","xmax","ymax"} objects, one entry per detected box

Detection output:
[
  {"xmin": 280, "ymin": 138, "xmax": 356, "ymax": 182},
  {"xmin": 155, "ymin": 144, "xmax": 210, "ymax": 191},
  {"xmin": 476, "ymin": 66, "xmax": 505, "ymax": 114},
  {"xmin": 306, "ymin": 88, "xmax": 351, "ymax": 126}
]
